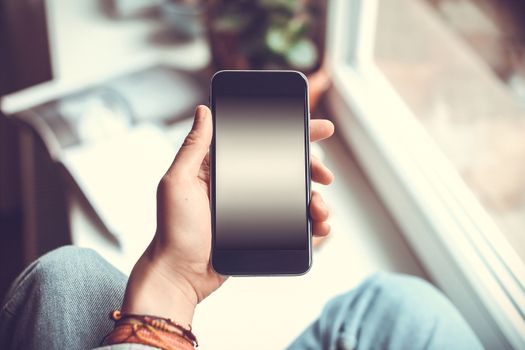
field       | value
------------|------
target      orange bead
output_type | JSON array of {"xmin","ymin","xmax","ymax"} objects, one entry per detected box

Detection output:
[{"xmin": 111, "ymin": 310, "xmax": 122, "ymax": 320}]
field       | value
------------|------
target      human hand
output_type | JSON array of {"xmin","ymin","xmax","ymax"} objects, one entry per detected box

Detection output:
[{"xmin": 122, "ymin": 105, "xmax": 335, "ymax": 325}]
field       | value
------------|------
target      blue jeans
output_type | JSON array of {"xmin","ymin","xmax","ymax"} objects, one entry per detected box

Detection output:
[{"xmin": 0, "ymin": 246, "xmax": 483, "ymax": 350}]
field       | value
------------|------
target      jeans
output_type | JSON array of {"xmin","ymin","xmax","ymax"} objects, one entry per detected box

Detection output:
[{"xmin": 0, "ymin": 246, "xmax": 483, "ymax": 350}]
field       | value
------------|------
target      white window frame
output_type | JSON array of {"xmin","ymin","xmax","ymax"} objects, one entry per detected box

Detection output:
[{"xmin": 325, "ymin": 0, "xmax": 525, "ymax": 349}]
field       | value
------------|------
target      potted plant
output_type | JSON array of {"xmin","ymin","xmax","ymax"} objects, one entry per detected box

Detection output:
[{"xmin": 205, "ymin": 0, "xmax": 330, "ymax": 110}]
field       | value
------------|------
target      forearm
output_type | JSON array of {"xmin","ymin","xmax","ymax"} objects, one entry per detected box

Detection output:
[
  {"xmin": 121, "ymin": 247, "xmax": 197, "ymax": 326},
  {"xmin": 99, "ymin": 245, "xmax": 199, "ymax": 349}
]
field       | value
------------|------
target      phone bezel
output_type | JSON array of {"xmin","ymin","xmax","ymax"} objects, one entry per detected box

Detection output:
[{"xmin": 210, "ymin": 70, "xmax": 312, "ymax": 276}]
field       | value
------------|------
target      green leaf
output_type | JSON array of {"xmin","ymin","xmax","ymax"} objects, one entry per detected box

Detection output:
[
  {"xmin": 285, "ymin": 38, "xmax": 318, "ymax": 69},
  {"xmin": 265, "ymin": 27, "xmax": 291, "ymax": 54},
  {"xmin": 259, "ymin": 0, "xmax": 300, "ymax": 12}
]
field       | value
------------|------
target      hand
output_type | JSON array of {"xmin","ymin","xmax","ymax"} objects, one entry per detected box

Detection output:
[{"xmin": 121, "ymin": 105, "xmax": 335, "ymax": 325}]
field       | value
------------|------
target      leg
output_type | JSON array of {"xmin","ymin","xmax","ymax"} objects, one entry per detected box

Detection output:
[
  {"xmin": 0, "ymin": 246, "xmax": 127, "ymax": 350},
  {"xmin": 286, "ymin": 273, "xmax": 484, "ymax": 350}
]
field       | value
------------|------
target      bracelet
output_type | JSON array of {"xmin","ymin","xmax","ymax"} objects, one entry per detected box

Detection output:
[
  {"xmin": 104, "ymin": 323, "xmax": 194, "ymax": 350},
  {"xmin": 102, "ymin": 310, "xmax": 199, "ymax": 349}
]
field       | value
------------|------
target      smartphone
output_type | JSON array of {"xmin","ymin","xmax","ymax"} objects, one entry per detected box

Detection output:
[{"xmin": 210, "ymin": 70, "xmax": 311, "ymax": 276}]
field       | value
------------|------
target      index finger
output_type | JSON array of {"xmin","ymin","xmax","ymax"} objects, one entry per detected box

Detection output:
[{"xmin": 310, "ymin": 119, "xmax": 335, "ymax": 142}]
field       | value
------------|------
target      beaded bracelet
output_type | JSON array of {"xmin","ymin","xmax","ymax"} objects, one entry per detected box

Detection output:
[{"xmin": 102, "ymin": 310, "xmax": 198, "ymax": 349}]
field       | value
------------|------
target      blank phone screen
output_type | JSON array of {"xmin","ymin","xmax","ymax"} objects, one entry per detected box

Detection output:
[{"xmin": 214, "ymin": 94, "xmax": 308, "ymax": 250}]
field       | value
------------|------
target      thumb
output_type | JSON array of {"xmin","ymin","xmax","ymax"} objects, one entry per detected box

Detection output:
[{"xmin": 169, "ymin": 105, "xmax": 212, "ymax": 177}]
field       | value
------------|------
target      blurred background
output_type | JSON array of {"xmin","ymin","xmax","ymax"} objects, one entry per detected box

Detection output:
[{"xmin": 1, "ymin": 0, "xmax": 524, "ymax": 349}]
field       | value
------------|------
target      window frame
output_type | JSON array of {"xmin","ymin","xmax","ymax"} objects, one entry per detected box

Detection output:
[{"xmin": 325, "ymin": 0, "xmax": 525, "ymax": 348}]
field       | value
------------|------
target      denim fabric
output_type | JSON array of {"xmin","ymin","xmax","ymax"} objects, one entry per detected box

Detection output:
[
  {"xmin": 0, "ymin": 246, "xmax": 483, "ymax": 350},
  {"xmin": 0, "ymin": 246, "xmax": 128, "ymax": 350},
  {"xmin": 285, "ymin": 273, "xmax": 484, "ymax": 350}
]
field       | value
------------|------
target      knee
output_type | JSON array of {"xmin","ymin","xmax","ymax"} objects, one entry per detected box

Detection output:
[
  {"xmin": 38, "ymin": 245, "xmax": 100, "ymax": 267},
  {"xmin": 30, "ymin": 246, "xmax": 123, "ymax": 294},
  {"xmin": 348, "ymin": 273, "xmax": 479, "ymax": 347},
  {"xmin": 323, "ymin": 273, "xmax": 462, "ymax": 336},
  {"xmin": 36, "ymin": 246, "xmax": 102, "ymax": 281},
  {"xmin": 330, "ymin": 273, "xmax": 481, "ymax": 348},
  {"xmin": 322, "ymin": 273, "xmax": 447, "ymax": 327},
  {"xmin": 368, "ymin": 272, "xmax": 446, "ymax": 312},
  {"xmin": 2, "ymin": 246, "xmax": 116, "ymax": 314},
  {"xmin": 355, "ymin": 272, "xmax": 460, "ymax": 328}
]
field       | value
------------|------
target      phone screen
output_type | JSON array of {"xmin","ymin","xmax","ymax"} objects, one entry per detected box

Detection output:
[{"xmin": 213, "ymin": 76, "xmax": 309, "ymax": 252}]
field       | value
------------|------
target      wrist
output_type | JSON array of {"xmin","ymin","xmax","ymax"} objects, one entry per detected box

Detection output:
[{"xmin": 121, "ymin": 249, "xmax": 198, "ymax": 326}]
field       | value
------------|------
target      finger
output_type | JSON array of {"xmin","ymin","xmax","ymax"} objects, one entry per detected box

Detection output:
[
  {"xmin": 310, "ymin": 191, "xmax": 329, "ymax": 221},
  {"xmin": 311, "ymin": 156, "xmax": 334, "ymax": 185},
  {"xmin": 310, "ymin": 119, "xmax": 334, "ymax": 142},
  {"xmin": 168, "ymin": 105, "xmax": 212, "ymax": 177},
  {"xmin": 312, "ymin": 221, "xmax": 331, "ymax": 237}
]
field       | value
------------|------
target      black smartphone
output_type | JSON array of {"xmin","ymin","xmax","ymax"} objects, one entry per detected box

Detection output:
[{"xmin": 210, "ymin": 70, "xmax": 311, "ymax": 276}]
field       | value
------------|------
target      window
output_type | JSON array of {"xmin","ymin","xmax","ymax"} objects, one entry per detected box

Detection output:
[
  {"xmin": 326, "ymin": 0, "xmax": 525, "ymax": 348},
  {"xmin": 375, "ymin": 0, "xmax": 525, "ymax": 263}
]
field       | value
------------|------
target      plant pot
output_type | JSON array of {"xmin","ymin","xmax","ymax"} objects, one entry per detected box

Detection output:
[
  {"xmin": 206, "ymin": 29, "xmax": 251, "ymax": 70},
  {"xmin": 308, "ymin": 66, "xmax": 331, "ymax": 111},
  {"xmin": 204, "ymin": 0, "xmax": 330, "ymax": 109},
  {"xmin": 206, "ymin": 31, "xmax": 330, "ymax": 110}
]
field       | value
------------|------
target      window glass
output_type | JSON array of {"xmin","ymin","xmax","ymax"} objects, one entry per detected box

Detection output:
[{"xmin": 374, "ymin": 0, "xmax": 525, "ymax": 260}]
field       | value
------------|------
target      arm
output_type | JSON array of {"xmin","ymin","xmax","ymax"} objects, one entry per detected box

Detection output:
[{"xmin": 101, "ymin": 105, "xmax": 334, "ymax": 348}]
